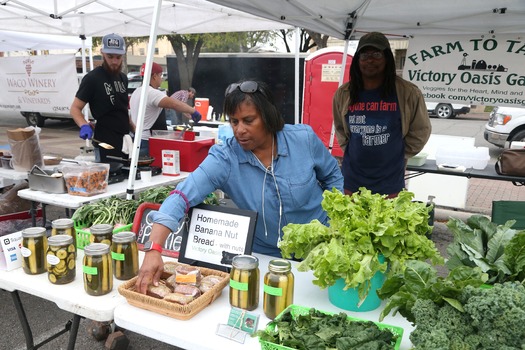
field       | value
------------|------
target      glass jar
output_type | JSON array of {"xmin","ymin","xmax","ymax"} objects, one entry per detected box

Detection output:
[
  {"xmin": 83, "ymin": 243, "xmax": 113, "ymax": 296},
  {"xmin": 229, "ymin": 255, "xmax": 259, "ymax": 311},
  {"xmin": 21, "ymin": 227, "xmax": 48, "ymax": 275},
  {"xmin": 51, "ymin": 218, "xmax": 76, "ymax": 252},
  {"xmin": 263, "ymin": 259, "xmax": 294, "ymax": 319},
  {"xmin": 90, "ymin": 224, "xmax": 113, "ymax": 246},
  {"xmin": 46, "ymin": 235, "xmax": 76, "ymax": 284},
  {"xmin": 111, "ymin": 231, "xmax": 139, "ymax": 280}
]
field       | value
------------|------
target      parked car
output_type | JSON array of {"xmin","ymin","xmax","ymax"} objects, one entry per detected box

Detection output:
[
  {"xmin": 484, "ymin": 106, "xmax": 525, "ymax": 147},
  {"xmin": 425, "ymin": 102, "xmax": 471, "ymax": 119}
]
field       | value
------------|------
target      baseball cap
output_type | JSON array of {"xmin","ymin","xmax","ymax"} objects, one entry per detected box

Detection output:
[
  {"xmin": 101, "ymin": 33, "xmax": 126, "ymax": 55},
  {"xmin": 140, "ymin": 62, "xmax": 163, "ymax": 76},
  {"xmin": 356, "ymin": 32, "xmax": 391, "ymax": 53}
]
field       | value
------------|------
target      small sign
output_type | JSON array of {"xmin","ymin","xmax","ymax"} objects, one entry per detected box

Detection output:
[
  {"xmin": 178, "ymin": 204, "xmax": 257, "ymax": 271},
  {"xmin": 0, "ymin": 230, "xmax": 23, "ymax": 271},
  {"xmin": 216, "ymin": 307, "xmax": 260, "ymax": 343}
]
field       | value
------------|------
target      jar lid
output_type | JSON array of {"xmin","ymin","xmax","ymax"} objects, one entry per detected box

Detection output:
[
  {"xmin": 112, "ymin": 231, "xmax": 136, "ymax": 243},
  {"xmin": 90, "ymin": 223, "xmax": 113, "ymax": 235},
  {"xmin": 51, "ymin": 218, "xmax": 74, "ymax": 229},
  {"xmin": 231, "ymin": 255, "xmax": 259, "ymax": 269},
  {"xmin": 48, "ymin": 234, "xmax": 73, "ymax": 246},
  {"xmin": 22, "ymin": 227, "xmax": 47, "ymax": 238},
  {"xmin": 268, "ymin": 258, "xmax": 291, "ymax": 273},
  {"xmin": 84, "ymin": 242, "xmax": 110, "ymax": 255}
]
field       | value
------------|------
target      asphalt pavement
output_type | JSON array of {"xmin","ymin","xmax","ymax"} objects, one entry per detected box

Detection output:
[{"xmin": 0, "ymin": 109, "xmax": 524, "ymax": 349}]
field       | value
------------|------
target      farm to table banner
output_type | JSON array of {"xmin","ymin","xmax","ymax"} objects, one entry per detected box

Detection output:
[
  {"xmin": 403, "ymin": 34, "xmax": 525, "ymax": 108},
  {"xmin": 0, "ymin": 54, "xmax": 78, "ymax": 113}
]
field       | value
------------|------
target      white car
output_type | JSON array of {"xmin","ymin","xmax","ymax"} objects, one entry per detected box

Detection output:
[
  {"xmin": 425, "ymin": 102, "xmax": 471, "ymax": 119},
  {"xmin": 484, "ymin": 106, "xmax": 525, "ymax": 147}
]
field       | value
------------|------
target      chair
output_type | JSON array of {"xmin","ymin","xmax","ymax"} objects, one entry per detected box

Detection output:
[{"xmin": 491, "ymin": 201, "xmax": 525, "ymax": 229}]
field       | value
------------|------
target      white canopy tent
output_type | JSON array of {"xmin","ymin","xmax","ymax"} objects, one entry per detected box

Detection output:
[
  {"xmin": 0, "ymin": 0, "xmax": 292, "ymax": 198},
  {"xmin": 0, "ymin": 30, "xmax": 92, "ymax": 52},
  {"xmin": 205, "ymin": 0, "xmax": 525, "ymax": 39}
]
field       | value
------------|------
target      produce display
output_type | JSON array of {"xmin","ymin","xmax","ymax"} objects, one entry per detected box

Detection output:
[
  {"xmin": 445, "ymin": 215, "xmax": 525, "ymax": 284},
  {"xmin": 257, "ymin": 305, "xmax": 402, "ymax": 350},
  {"xmin": 279, "ymin": 188, "xmax": 443, "ymax": 302}
]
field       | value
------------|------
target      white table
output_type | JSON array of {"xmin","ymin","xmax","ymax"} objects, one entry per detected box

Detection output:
[
  {"xmin": 0, "ymin": 249, "xmax": 129, "ymax": 349},
  {"xmin": 17, "ymin": 172, "xmax": 190, "ymax": 225},
  {"xmin": 114, "ymin": 254, "xmax": 415, "ymax": 350}
]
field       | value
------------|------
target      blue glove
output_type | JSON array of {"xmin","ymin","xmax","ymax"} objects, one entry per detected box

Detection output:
[
  {"xmin": 79, "ymin": 124, "xmax": 93, "ymax": 140},
  {"xmin": 191, "ymin": 110, "xmax": 202, "ymax": 123}
]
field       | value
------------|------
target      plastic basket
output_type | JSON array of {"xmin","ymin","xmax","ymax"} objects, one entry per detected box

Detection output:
[
  {"xmin": 258, "ymin": 304, "xmax": 404, "ymax": 350},
  {"xmin": 74, "ymin": 221, "xmax": 133, "ymax": 249}
]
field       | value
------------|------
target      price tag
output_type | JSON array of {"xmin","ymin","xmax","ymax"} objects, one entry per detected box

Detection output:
[{"xmin": 216, "ymin": 307, "xmax": 260, "ymax": 343}]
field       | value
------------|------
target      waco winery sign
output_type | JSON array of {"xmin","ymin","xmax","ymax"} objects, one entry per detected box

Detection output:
[
  {"xmin": 403, "ymin": 34, "xmax": 525, "ymax": 108},
  {"xmin": 0, "ymin": 54, "xmax": 78, "ymax": 114}
]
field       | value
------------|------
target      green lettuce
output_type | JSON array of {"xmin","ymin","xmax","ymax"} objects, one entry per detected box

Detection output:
[{"xmin": 279, "ymin": 188, "xmax": 444, "ymax": 302}]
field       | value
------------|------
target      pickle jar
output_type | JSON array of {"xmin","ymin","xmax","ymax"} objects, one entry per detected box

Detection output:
[
  {"xmin": 263, "ymin": 259, "xmax": 294, "ymax": 319},
  {"xmin": 21, "ymin": 227, "xmax": 48, "ymax": 275},
  {"xmin": 229, "ymin": 255, "xmax": 259, "ymax": 311},
  {"xmin": 83, "ymin": 243, "xmax": 113, "ymax": 296},
  {"xmin": 46, "ymin": 235, "xmax": 76, "ymax": 285},
  {"xmin": 111, "ymin": 231, "xmax": 139, "ymax": 280},
  {"xmin": 51, "ymin": 218, "xmax": 76, "ymax": 251},
  {"xmin": 90, "ymin": 224, "xmax": 113, "ymax": 246}
]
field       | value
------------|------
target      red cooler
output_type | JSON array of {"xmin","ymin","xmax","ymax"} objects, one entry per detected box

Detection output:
[{"xmin": 149, "ymin": 138, "xmax": 215, "ymax": 172}]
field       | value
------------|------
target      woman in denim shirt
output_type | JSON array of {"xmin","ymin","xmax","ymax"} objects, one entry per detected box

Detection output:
[{"xmin": 136, "ymin": 80, "xmax": 343, "ymax": 294}]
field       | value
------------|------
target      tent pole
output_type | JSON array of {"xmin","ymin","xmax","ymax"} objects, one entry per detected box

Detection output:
[
  {"xmin": 294, "ymin": 27, "xmax": 300, "ymax": 124},
  {"xmin": 126, "ymin": 0, "xmax": 162, "ymax": 200}
]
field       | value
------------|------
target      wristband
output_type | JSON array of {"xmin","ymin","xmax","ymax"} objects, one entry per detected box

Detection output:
[{"xmin": 170, "ymin": 189, "xmax": 190, "ymax": 214}]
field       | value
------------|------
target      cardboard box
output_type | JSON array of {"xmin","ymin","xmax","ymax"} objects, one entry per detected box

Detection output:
[
  {"xmin": 6, "ymin": 127, "xmax": 35, "ymax": 141},
  {"xmin": 0, "ymin": 231, "xmax": 23, "ymax": 271}
]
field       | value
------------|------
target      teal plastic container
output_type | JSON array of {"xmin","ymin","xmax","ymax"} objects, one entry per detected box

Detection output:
[{"xmin": 328, "ymin": 255, "xmax": 386, "ymax": 312}]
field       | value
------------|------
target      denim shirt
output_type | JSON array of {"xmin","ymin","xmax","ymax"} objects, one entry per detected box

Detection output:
[{"xmin": 151, "ymin": 124, "xmax": 344, "ymax": 257}]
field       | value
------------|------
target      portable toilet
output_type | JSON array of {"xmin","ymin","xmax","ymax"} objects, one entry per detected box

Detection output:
[{"xmin": 302, "ymin": 46, "xmax": 355, "ymax": 157}]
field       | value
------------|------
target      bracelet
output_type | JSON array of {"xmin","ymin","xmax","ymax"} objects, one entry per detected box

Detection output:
[{"xmin": 170, "ymin": 189, "xmax": 190, "ymax": 214}]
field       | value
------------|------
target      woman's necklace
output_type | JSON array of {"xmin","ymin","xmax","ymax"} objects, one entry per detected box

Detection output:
[{"xmin": 251, "ymin": 138, "xmax": 275, "ymax": 171}]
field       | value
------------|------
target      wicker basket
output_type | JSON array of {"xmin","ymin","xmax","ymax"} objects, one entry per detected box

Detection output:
[{"xmin": 118, "ymin": 263, "xmax": 229, "ymax": 320}]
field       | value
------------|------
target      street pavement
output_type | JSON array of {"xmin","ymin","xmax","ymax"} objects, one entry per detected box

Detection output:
[{"xmin": 0, "ymin": 109, "xmax": 524, "ymax": 349}]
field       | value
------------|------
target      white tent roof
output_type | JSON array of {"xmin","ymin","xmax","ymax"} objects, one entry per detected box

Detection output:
[
  {"xmin": 0, "ymin": 0, "xmax": 290, "ymax": 37},
  {"xmin": 206, "ymin": 0, "xmax": 525, "ymax": 39},
  {"xmin": 0, "ymin": 30, "xmax": 92, "ymax": 51}
]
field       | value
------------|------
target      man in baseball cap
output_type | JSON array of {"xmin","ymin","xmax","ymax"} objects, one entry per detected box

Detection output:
[
  {"xmin": 70, "ymin": 32, "xmax": 133, "ymax": 163},
  {"xmin": 130, "ymin": 61, "xmax": 201, "ymax": 156},
  {"xmin": 332, "ymin": 31, "xmax": 431, "ymax": 198},
  {"xmin": 101, "ymin": 33, "xmax": 126, "ymax": 55}
]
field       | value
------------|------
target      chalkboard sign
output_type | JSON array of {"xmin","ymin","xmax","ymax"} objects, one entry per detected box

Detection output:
[{"xmin": 132, "ymin": 202, "xmax": 187, "ymax": 258}]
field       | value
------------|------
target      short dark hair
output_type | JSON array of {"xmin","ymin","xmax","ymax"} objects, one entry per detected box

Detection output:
[
  {"xmin": 188, "ymin": 87, "xmax": 196, "ymax": 95},
  {"xmin": 223, "ymin": 80, "xmax": 284, "ymax": 134}
]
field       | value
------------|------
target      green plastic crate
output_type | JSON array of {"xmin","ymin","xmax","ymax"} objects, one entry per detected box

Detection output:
[
  {"xmin": 258, "ymin": 304, "xmax": 404, "ymax": 350},
  {"xmin": 74, "ymin": 221, "xmax": 133, "ymax": 249}
]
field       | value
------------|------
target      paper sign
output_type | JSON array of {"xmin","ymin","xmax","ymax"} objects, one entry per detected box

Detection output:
[
  {"xmin": 178, "ymin": 204, "xmax": 257, "ymax": 270},
  {"xmin": 0, "ymin": 231, "xmax": 23, "ymax": 271}
]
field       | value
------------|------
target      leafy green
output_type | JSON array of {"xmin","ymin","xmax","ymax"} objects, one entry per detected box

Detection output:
[
  {"xmin": 71, "ymin": 196, "xmax": 139, "ymax": 226},
  {"xmin": 377, "ymin": 260, "xmax": 488, "ymax": 323},
  {"xmin": 137, "ymin": 185, "xmax": 175, "ymax": 204},
  {"xmin": 446, "ymin": 215, "xmax": 525, "ymax": 283},
  {"xmin": 279, "ymin": 188, "xmax": 444, "ymax": 302},
  {"xmin": 256, "ymin": 307, "xmax": 398, "ymax": 350}
]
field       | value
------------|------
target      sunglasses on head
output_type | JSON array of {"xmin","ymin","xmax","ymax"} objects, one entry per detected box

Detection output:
[{"xmin": 225, "ymin": 81, "xmax": 259, "ymax": 97}]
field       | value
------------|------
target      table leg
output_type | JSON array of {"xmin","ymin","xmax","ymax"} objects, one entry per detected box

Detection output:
[
  {"xmin": 11, "ymin": 290, "xmax": 35, "ymax": 349},
  {"xmin": 41, "ymin": 203, "xmax": 47, "ymax": 227},
  {"xmin": 67, "ymin": 314, "xmax": 81, "ymax": 350},
  {"xmin": 9, "ymin": 290, "xmax": 83, "ymax": 349}
]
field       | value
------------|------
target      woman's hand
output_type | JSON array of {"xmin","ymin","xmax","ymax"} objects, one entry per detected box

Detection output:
[{"xmin": 135, "ymin": 250, "xmax": 164, "ymax": 294}]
